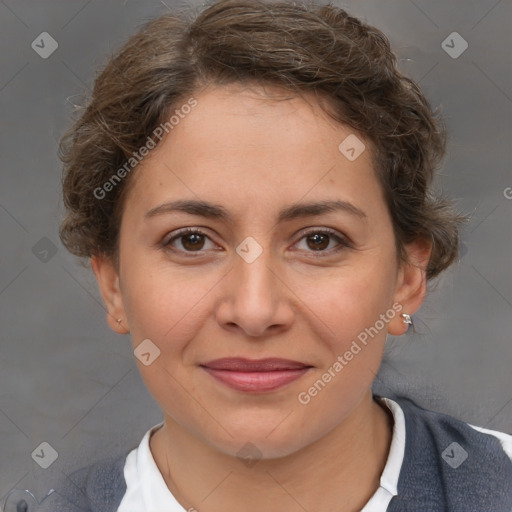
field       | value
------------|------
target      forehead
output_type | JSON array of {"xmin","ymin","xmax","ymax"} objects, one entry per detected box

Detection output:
[
  {"xmin": 174, "ymin": 82, "xmax": 363, "ymax": 158},
  {"xmin": 123, "ymin": 83, "xmax": 381, "ymax": 219}
]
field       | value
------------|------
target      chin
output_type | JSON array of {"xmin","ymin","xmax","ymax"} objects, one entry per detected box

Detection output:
[{"xmin": 203, "ymin": 422, "xmax": 315, "ymax": 463}]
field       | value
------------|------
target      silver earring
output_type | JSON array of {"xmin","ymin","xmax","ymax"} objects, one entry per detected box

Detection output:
[
  {"xmin": 402, "ymin": 313, "xmax": 413, "ymax": 326},
  {"xmin": 117, "ymin": 318, "xmax": 122, "ymax": 325}
]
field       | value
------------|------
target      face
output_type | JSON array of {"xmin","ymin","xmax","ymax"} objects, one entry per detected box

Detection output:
[{"xmin": 93, "ymin": 83, "xmax": 427, "ymax": 459}]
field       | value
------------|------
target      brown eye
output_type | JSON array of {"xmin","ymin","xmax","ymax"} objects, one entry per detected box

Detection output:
[
  {"xmin": 295, "ymin": 228, "xmax": 350, "ymax": 257},
  {"xmin": 306, "ymin": 233, "xmax": 330, "ymax": 251},
  {"xmin": 181, "ymin": 232, "xmax": 205, "ymax": 251},
  {"xmin": 164, "ymin": 228, "xmax": 215, "ymax": 253}
]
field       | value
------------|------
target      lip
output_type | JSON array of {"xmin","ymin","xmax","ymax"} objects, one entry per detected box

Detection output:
[{"xmin": 199, "ymin": 358, "xmax": 313, "ymax": 392}]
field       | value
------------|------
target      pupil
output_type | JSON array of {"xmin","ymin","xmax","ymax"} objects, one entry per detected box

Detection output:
[
  {"xmin": 180, "ymin": 233, "xmax": 330, "ymax": 252},
  {"xmin": 183, "ymin": 234, "xmax": 204, "ymax": 250},
  {"xmin": 308, "ymin": 233, "xmax": 328, "ymax": 250}
]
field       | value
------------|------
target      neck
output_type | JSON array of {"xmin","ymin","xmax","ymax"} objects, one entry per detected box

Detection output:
[{"xmin": 150, "ymin": 391, "xmax": 393, "ymax": 512}]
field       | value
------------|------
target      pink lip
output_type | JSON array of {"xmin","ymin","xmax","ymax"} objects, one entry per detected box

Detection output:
[{"xmin": 200, "ymin": 358, "xmax": 312, "ymax": 392}]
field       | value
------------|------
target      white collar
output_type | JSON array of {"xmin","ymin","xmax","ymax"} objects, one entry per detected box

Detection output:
[{"xmin": 119, "ymin": 397, "xmax": 405, "ymax": 512}]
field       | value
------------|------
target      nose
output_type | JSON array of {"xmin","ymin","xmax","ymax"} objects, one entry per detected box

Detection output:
[{"xmin": 215, "ymin": 243, "xmax": 294, "ymax": 338}]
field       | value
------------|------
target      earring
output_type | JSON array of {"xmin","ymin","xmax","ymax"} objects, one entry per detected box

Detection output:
[
  {"xmin": 401, "ymin": 313, "xmax": 413, "ymax": 326},
  {"xmin": 116, "ymin": 318, "xmax": 130, "ymax": 334}
]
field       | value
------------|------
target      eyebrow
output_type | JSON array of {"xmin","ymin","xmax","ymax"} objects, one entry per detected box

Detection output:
[{"xmin": 144, "ymin": 198, "xmax": 367, "ymax": 223}]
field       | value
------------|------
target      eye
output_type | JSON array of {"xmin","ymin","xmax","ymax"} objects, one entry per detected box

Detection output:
[
  {"xmin": 294, "ymin": 228, "xmax": 351, "ymax": 257},
  {"xmin": 163, "ymin": 228, "xmax": 217, "ymax": 254},
  {"xmin": 162, "ymin": 227, "xmax": 351, "ymax": 257}
]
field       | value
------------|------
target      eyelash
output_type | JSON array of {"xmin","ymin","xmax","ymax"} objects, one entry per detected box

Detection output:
[{"xmin": 162, "ymin": 227, "xmax": 351, "ymax": 258}]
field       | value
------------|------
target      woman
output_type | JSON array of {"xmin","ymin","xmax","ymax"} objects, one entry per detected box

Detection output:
[{"xmin": 40, "ymin": 0, "xmax": 512, "ymax": 510}]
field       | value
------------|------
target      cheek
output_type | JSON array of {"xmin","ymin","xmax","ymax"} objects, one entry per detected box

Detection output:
[
  {"xmin": 122, "ymin": 269, "xmax": 206, "ymax": 396},
  {"xmin": 121, "ymin": 263, "xmax": 218, "ymax": 345},
  {"xmin": 298, "ymin": 256, "xmax": 397, "ymax": 346},
  {"xmin": 296, "ymin": 270, "xmax": 393, "ymax": 412}
]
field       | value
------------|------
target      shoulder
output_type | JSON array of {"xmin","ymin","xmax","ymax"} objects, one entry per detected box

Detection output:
[
  {"xmin": 466, "ymin": 422, "xmax": 512, "ymax": 460},
  {"xmin": 381, "ymin": 395, "xmax": 512, "ymax": 512},
  {"xmin": 394, "ymin": 394, "xmax": 512, "ymax": 460},
  {"xmin": 36, "ymin": 452, "xmax": 130, "ymax": 512}
]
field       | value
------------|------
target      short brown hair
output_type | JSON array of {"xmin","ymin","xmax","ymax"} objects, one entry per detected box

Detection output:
[{"xmin": 58, "ymin": 0, "xmax": 465, "ymax": 279}]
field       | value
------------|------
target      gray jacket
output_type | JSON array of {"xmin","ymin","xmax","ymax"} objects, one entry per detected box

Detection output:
[{"xmin": 31, "ymin": 395, "xmax": 512, "ymax": 511}]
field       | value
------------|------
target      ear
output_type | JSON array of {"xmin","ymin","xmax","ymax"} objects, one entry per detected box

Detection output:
[
  {"xmin": 388, "ymin": 237, "xmax": 431, "ymax": 336},
  {"xmin": 90, "ymin": 254, "xmax": 129, "ymax": 334}
]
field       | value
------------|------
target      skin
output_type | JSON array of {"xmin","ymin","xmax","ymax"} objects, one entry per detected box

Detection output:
[{"xmin": 92, "ymin": 82, "xmax": 430, "ymax": 511}]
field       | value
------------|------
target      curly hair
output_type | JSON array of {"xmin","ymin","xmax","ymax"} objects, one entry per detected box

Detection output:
[{"xmin": 58, "ymin": 0, "xmax": 465, "ymax": 279}]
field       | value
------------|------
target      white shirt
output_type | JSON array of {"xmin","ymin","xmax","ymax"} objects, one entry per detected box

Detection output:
[{"xmin": 117, "ymin": 397, "xmax": 512, "ymax": 512}]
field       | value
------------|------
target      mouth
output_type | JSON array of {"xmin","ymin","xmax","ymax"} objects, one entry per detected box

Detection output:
[{"xmin": 199, "ymin": 357, "xmax": 313, "ymax": 392}]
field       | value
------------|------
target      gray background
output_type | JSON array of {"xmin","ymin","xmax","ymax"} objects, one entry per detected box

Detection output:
[{"xmin": 1, "ymin": 0, "xmax": 511, "ymax": 505}]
